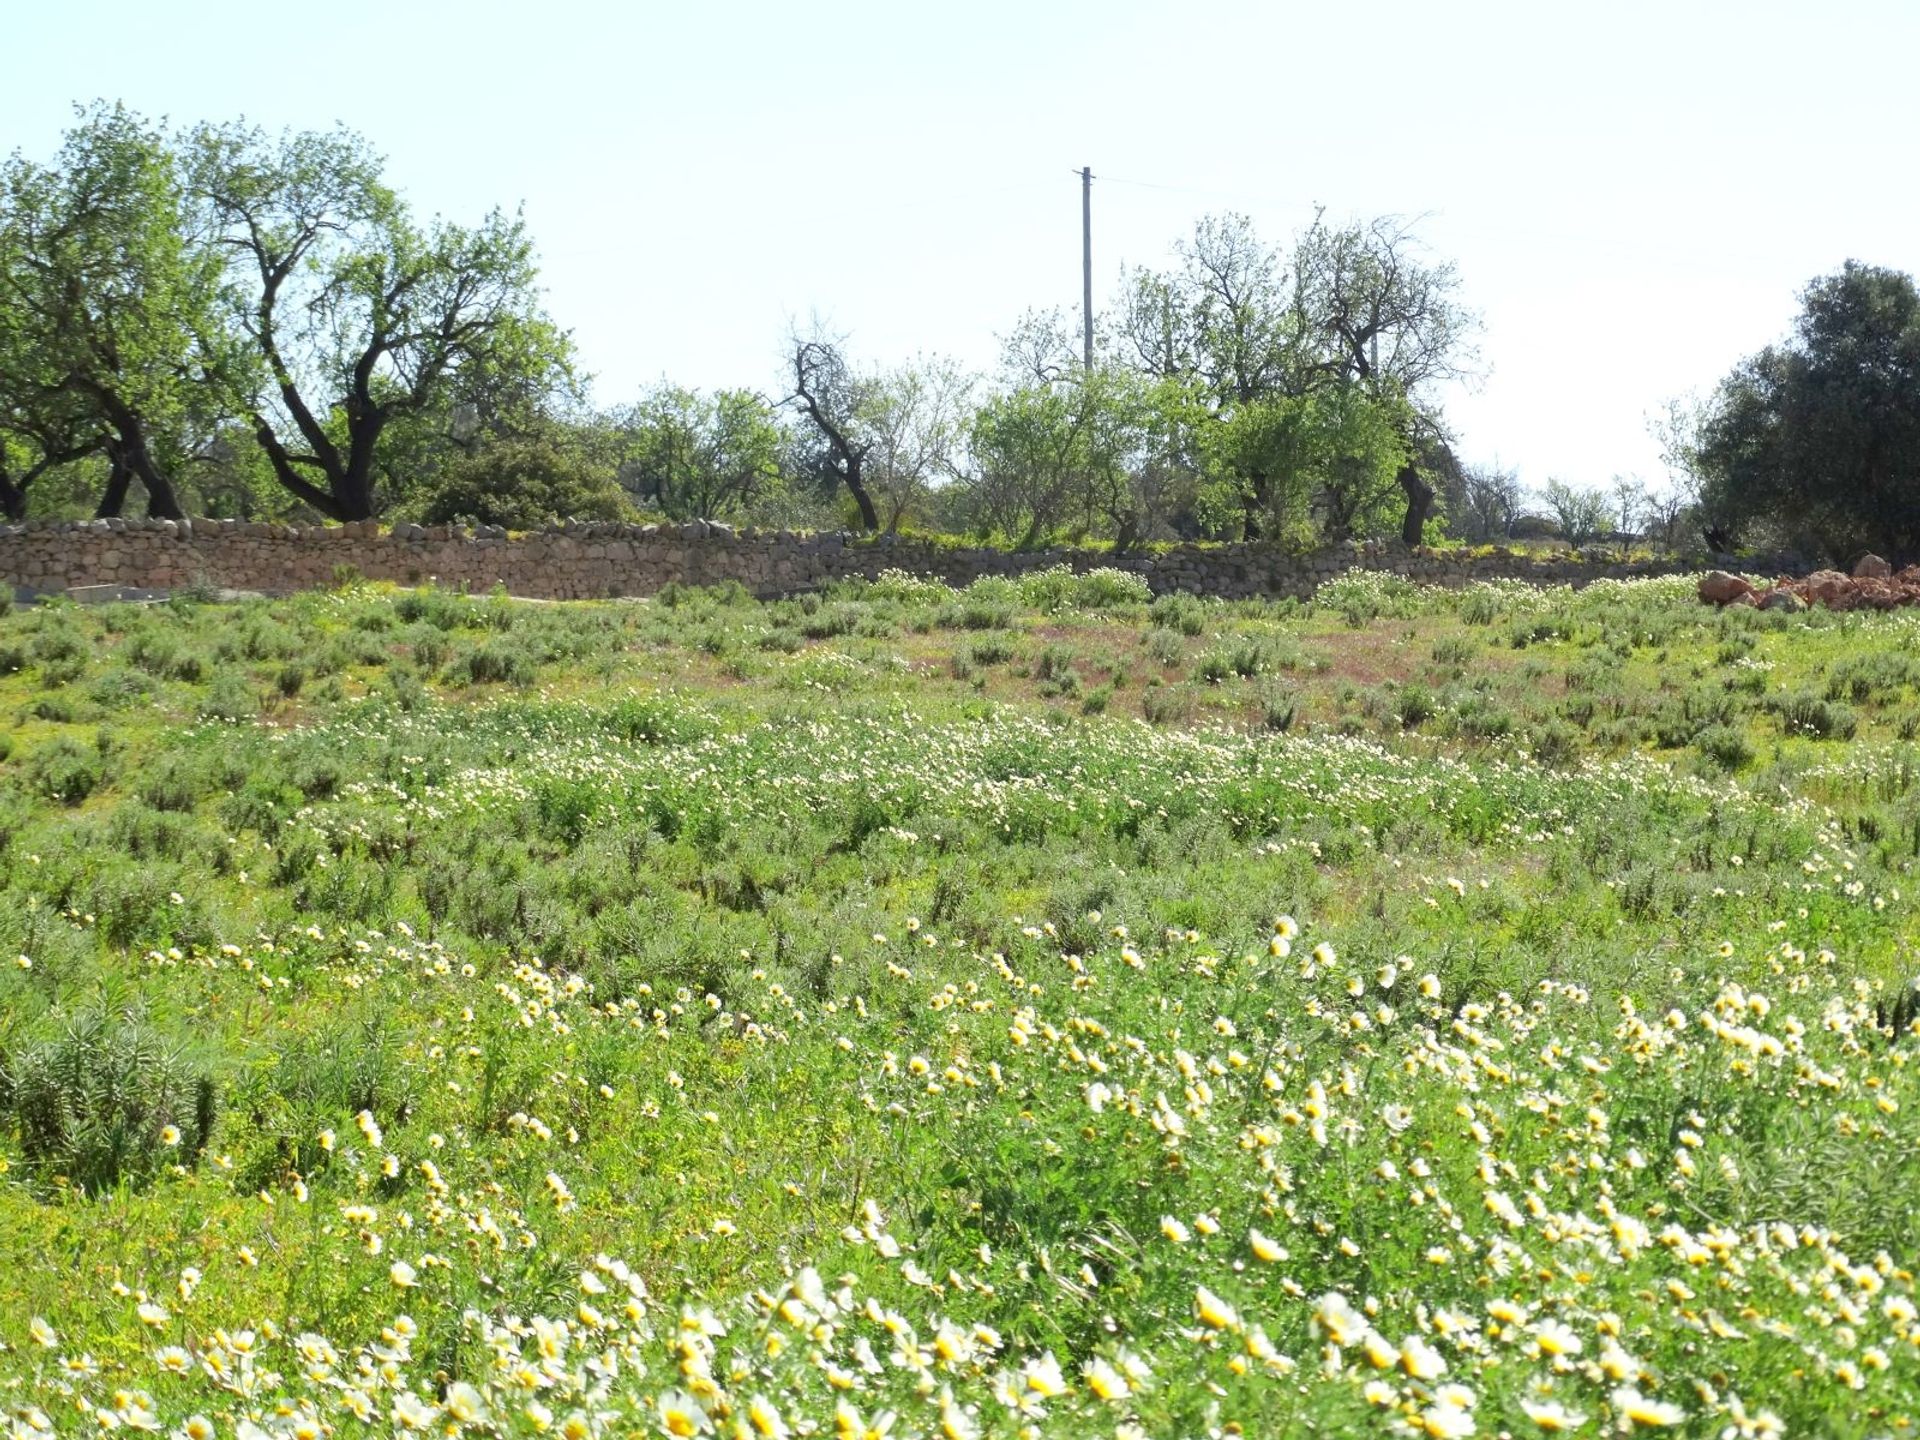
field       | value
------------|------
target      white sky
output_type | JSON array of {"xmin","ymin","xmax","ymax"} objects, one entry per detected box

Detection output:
[{"xmin": 8, "ymin": 0, "xmax": 1918, "ymax": 497}]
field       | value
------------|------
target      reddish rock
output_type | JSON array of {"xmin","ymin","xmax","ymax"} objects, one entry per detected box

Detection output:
[
  {"xmin": 1698, "ymin": 570, "xmax": 1752, "ymax": 605},
  {"xmin": 1801, "ymin": 570, "xmax": 1854, "ymax": 608}
]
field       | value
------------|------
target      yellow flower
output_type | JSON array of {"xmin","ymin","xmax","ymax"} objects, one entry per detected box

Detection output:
[
  {"xmin": 1194, "ymin": 1285, "xmax": 1239, "ymax": 1331},
  {"xmin": 746, "ymin": 1397, "xmax": 789, "ymax": 1439},
  {"xmin": 1612, "ymin": 1387, "xmax": 1685, "ymax": 1427},
  {"xmin": 1313, "ymin": 1292, "xmax": 1370, "ymax": 1347},
  {"xmin": 1362, "ymin": 1332, "xmax": 1401, "ymax": 1370},
  {"xmin": 444, "ymin": 1384, "xmax": 486, "ymax": 1425},
  {"xmin": 1248, "ymin": 1227, "xmax": 1288, "ymax": 1263},
  {"xmin": 656, "ymin": 1390, "xmax": 709, "ymax": 1437},
  {"xmin": 1083, "ymin": 1357, "xmax": 1130, "ymax": 1401},
  {"xmin": 1531, "ymin": 1319, "xmax": 1582, "ymax": 1358},
  {"xmin": 1520, "ymin": 1399, "xmax": 1587, "ymax": 1431},
  {"xmin": 1400, "ymin": 1335, "xmax": 1447, "ymax": 1380}
]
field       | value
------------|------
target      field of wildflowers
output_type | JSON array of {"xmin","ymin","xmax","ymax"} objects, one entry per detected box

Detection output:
[{"xmin": 1, "ymin": 569, "xmax": 1918, "ymax": 1437}]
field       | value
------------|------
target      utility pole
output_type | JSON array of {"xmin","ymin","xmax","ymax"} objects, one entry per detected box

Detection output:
[{"xmin": 1080, "ymin": 166, "xmax": 1094, "ymax": 370}]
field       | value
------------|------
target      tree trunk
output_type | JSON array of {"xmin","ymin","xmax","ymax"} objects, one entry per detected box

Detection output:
[
  {"xmin": 335, "ymin": 407, "xmax": 383, "ymax": 520},
  {"xmin": 843, "ymin": 457, "xmax": 880, "ymax": 532},
  {"xmin": 95, "ymin": 396, "xmax": 185, "ymax": 519},
  {"xmin": 129, "ymin": 442, "xmax": 185, "ymax": 520},
  {"xmin": 1240, "ymin": 472, "xmax": 1271, "ymax": 542},
  {"xmin": 0, "ymin": 471, "xmax": 24, "ymax": 522},
  {"xmin": 96, "ymin": 443, "xmax": 133, "ymax": 518},
  {"xmin": 1397, "ymin": 462, "xmax": 1433, "ymax": 545}
]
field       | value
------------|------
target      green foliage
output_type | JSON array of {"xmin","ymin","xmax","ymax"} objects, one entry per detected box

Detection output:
[
  {"xmin": 24, "ymin": 737, "xmax": 105, "ymax": 805},
  {"xmin": 4, "ymin": 1003, "xmax": 213, "ymax": 1194},
  {"xmin": 1540, "ymin": 477, "xmax": 1613, "ymax": 546},
  {"xmin": 1693, "ymin": 261, "xmax": 1920, "ymax": 562},
  {"xmin": 614, "ymin": 384, "xmax": 784, "ymax": 522},
  {"xmin": 413, "ymin": 429, "xmax": 634, "ymax": 530},
  {"xmin": 2, "ymin": 576, "xmax": 1920, "ymax": 1435}
]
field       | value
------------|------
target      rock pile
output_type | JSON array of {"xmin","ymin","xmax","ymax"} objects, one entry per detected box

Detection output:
[{"xmin": 1699, "ymin": 555, "xmax": 1920, "ymax": 611}]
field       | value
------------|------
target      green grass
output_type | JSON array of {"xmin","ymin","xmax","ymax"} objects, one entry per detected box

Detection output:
[{"xmin": 0, "ymin": 571, "xmax": 1917, "ymax": 1436}]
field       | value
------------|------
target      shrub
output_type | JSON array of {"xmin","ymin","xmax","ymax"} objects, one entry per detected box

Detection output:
[
  {"xmin": 1259, "ymin": 680, "xmax": 1299, "ymax": 732},
  {"xmin": 136, "ymin": 753, "xmax": 212, "ymax": 813},
  {"xmin": 1396, "ymin": 684, "xmax": 1437, "ymax": 729},
  {"xmin": 1452, "ymin": 696, "xmax": 1516, "ymax": 741},
  {"xmin": 1825, "ymin": 652, "xmax": 1914, "ymax": 705},
  {"xmin": 1696, "ymin": 724, "xmax": 1755, "ymax": 772},
  {"xmin": 1317, "ymin": 569, "xmax": 1422, "ymax": 626},
  {"xmin": 1768, "ymin": 690, "xmax": 1858, "ymax": 740},
  {"xmin": 607, "ymin": 693, "xmax": 700, "ymax": 746},
  {"xmin": 448, "ymin": 641, "xmax": 537, "ymax": 688},
  {"xmin": 1528, "ymin": 719, "xmax": 1581, "ymax": 770},
  {"xmin": 199, "ymin": 672, "xmax": 257, "ymax": 723},
  {"xmin": 413, "ymin": 431, "xmax": 635, "ymax": 530},
  {"xmin": 1074, "ymin": 567, "xmax": 1152, "ymax": 608},
  {"xmin": 941, "ymin": 598, "xmax": 1015, "ymax": 631},
  {"xmin": 1146, "ymin": 629, "xmax": 1186, "ymax": 668},
  {"xmin": 1036, "ymin": 646, "xmax": 1077, "ymax": 683},
  {"xmin": 867, "ymin": 569, "xmax": 952, "ymax": 606},
  {"xmin": 967, "ymin": 636, "xmax": 1016, "ymax": 667},
  {"xmin": 25, "ymin": 738, "xmax": 104, "ymax": 806},
  {"xmin": 4, "ymin": 1004, "xmax": 215, "ymax": 1194},
  {"xmin": 1141, "ymin": 684, "xmax": 1191, "ymax": 727},
  {"xmin": 1150, "ymin": 593, "xmax": 1208, "ymax": 637}
]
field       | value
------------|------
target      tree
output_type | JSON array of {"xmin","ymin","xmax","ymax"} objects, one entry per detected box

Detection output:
[
  {"xmin": 1292, "ymin": 213, "xmax": 1478, "ymax": 542},
  {"xmin": 0, "ymin": 104, "xmax": 220, "ymax": 519},
  {"xmin": 967, "ymin": 375, "xmax": 1093, "ymax": 547},
  {"xmin": 190, "ymin": 122, "xmax": 565, "ymax": 521},
  {"xmin": 1692, "ymin": 262, "xmax": 1920, "ymax": 564},
  {"xmin": 1453, "ymin": 463, "xmax": 1522, "ymax": 542},
  {"xmin": 1112, "ymin": 211, "xmax": 1475, "ymax": 543},
  {"xmin": 1202, "ymin": 386, "xmax": 1409, "ymax": 545},
  {"xmin": 1113, "ymin": 215, "xmax": 1305, "ymax": 538},
  {"xmin": 0, "ymin": 386, "xmax": 100, "ymax": 520},
  {"xmin": 786, "ymin": 333, "xmax": 972, "ymax": 533},
  {"xmin": 862, "ymin": 356, "xmax": 973, "ymax": 532},
  {"xmin": 413, "ymin": 425, "xmax": 633, "ymax": 530},
  {"xmin": 1608, "ymin": 475, "xmax": 1648, "ymax": 536},
  {"xmin": 1540, "ymin": 478, "xmax": 1611, "ymax": 547},
  {"xmin": 786, "ymin": 333, "xmax": 882, "ymax": 531},
  {"xmin": 617, "ymin": 384, "xmax": 784, "ymax": 522}
]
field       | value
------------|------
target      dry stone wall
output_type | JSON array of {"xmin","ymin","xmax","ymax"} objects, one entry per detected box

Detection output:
[{"xmin": 0, "ymin": 516, "xmax": 1710, "ymax": 603}]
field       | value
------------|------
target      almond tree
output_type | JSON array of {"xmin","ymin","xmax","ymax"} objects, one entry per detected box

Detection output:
[
  {"xmin": 190, "ymin": 122, "xmax": 563, "ymax": 521},
  {"xmin": 0, "ymin": 103, "xmax": 215, "ymax": 519}
]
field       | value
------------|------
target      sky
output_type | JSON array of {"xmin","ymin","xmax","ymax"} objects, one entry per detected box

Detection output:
[{"xmin": 6, "ymin": 0, "xmax": 1918, "ymax": 497}]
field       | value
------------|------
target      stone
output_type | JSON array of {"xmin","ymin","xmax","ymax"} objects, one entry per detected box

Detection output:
[
  {"xmin": 1854, "ymin": 553, "xmax": 1893, "ymax": 578},
  {"xmin": 1801, "ymin": 570, "xmax": 1854, "ymax": 608},
  {"xmin": 1758, "ymin": 588, "xmax": 1807, "ymax": 612},
  {"xmin": 1697, "ymin": 571, "xmax": 1751, "ymax": 605}
]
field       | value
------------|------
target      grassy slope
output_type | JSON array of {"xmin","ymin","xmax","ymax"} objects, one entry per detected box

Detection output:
[{"xmin": 0, "ymin": 569, "xmax": 1917, "ymax": 1436}]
